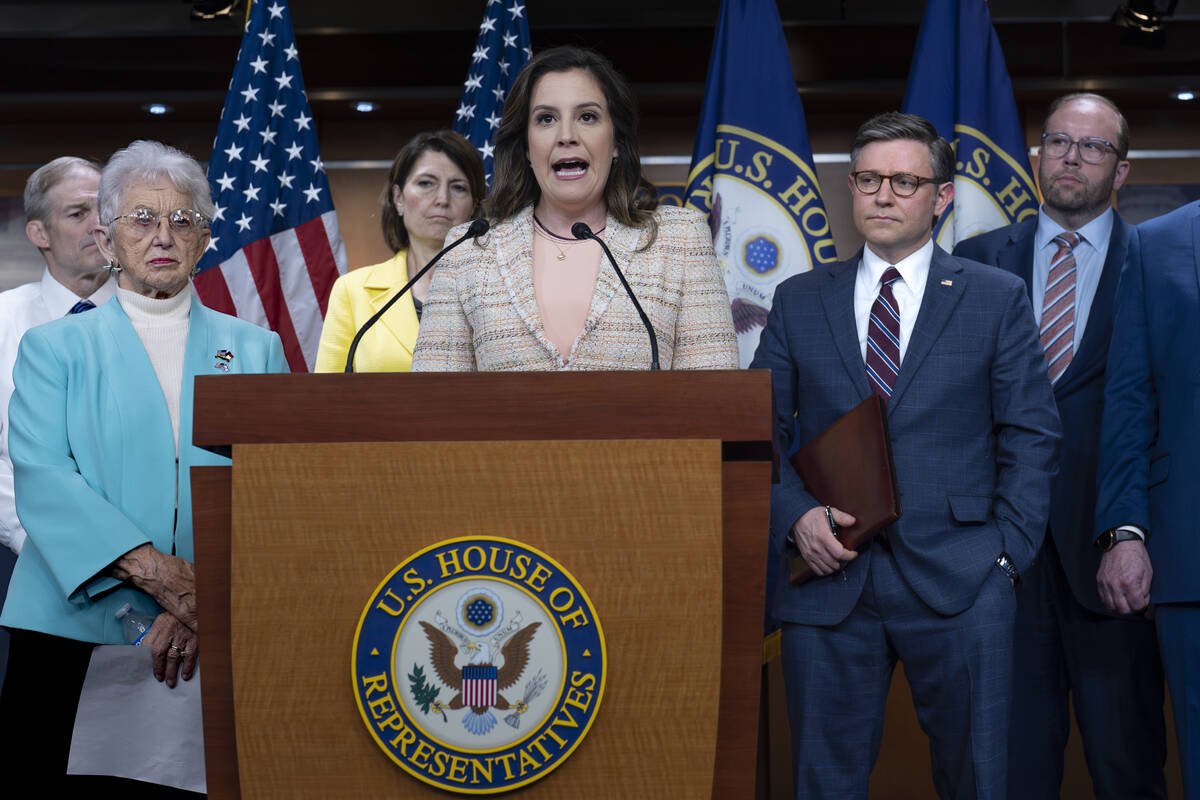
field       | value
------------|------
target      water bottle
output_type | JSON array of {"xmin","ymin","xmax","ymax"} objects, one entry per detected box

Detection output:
[{"xmin": 115, "ymin": 602, "xmax": 156, "ymax": 645}]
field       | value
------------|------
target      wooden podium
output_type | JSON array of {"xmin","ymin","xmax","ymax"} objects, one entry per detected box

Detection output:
[{"xmin": 190, "ymin": 371, "xmax": 773, "ymax": 798}]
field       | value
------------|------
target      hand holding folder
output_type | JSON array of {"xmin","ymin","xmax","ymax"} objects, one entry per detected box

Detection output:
[{"xmin": 787, "ymin": 395, "xmax": 902, "ymax": 585}]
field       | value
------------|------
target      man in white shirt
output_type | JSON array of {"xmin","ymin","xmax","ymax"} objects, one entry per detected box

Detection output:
[
  {"xmin": 751, "ymin": 112, "xmax": 1060, "ymax": 798},
  {"xmin": 0, "ymin": 156, "xmax": 114, "ymax": 688},
  {"xmin": 0, "ymin": 157, "xmax": 115, "ymax": 557}
]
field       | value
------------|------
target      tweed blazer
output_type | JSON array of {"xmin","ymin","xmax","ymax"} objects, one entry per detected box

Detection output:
[
  {"xmin": 411, "ymin": 205, "xmax": 738, "ymax": 371},
  {"xmin": 314, "ymin": 249, "xmax": 419, "ymax": 373}
]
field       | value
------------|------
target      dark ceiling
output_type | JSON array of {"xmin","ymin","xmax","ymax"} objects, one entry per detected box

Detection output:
[{"xmin": 1, "ymin": 1, "xmax": 1198, "ymax": 137}]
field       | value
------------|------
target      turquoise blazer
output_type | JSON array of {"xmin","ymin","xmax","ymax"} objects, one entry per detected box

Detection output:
[{"xmin": 0, "ymin": 296, "xmax": 288, "ymax": 643}]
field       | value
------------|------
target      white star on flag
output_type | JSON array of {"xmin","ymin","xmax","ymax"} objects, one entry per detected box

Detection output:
[
  {"xmin": 196, "ymin": 0, "xmax": 348, "ymax": 374},
  {"xmin": 453, "ymin": 0, "xmax": 531, "ymax": 185}
]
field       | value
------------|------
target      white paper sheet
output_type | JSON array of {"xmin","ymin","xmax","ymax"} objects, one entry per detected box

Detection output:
[{"xmin": 67, "ymin": 644, "xmax": 206, "ymax": 793}]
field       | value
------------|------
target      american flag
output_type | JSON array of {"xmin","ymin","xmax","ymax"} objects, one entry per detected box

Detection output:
[
  {"xmin": 454, "ymin": 0, "xmax": 533, "ymax": 185},
  {"xmin": 194, "ymin": 0, "xmax": 347, "ymax": 372},
  {"xmin": 462, "ymin": 664, "xmax": 498, "ymax": 707}
]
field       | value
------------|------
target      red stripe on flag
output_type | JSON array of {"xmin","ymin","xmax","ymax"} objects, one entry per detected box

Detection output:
[
  {"xmin": 244, "ymin": 238, "xmax": 306, "ymax": 372},
  {"xmin": 193, "ymin": 267, "xmax": 237, "ymax": 316},
  {"xmin": 294, "ymin": 216, "xmax": 339, "ymax": 316}
]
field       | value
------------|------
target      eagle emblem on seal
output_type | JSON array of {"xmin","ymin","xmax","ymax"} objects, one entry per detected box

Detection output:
[{"xmin": 418, "ymin": 620, "xmax": 542, "ymax": 735}]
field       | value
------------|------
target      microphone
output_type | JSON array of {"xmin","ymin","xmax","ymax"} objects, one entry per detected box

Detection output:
[
  {"xmin": 344, "ymin": 218, "xmax": 490, "ymax": 373},
  {"xmin": 571, "ymin": 222, "xmax": 660, "ymax": 370}
]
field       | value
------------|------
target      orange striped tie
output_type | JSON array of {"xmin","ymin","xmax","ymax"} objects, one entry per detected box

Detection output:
[{"xmin": 1040, "ymin": 232, "xmax": 1079, "ymax": 383}]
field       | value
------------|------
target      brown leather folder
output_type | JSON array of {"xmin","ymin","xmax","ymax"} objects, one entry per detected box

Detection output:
[{"xmin": 787, "ymin": 395, "xmax": 901, "ymax": 585}]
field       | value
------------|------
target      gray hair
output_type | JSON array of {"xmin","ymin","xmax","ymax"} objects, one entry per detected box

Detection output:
[
  {"xmin": 99, "ymin": 140, "xmax": 214, "ymax": 228},
  {"xmin": 1044, "ymin": 92, "xmax": 1130, "ymax": 159},
  {"xmin": 24, "ymin": 156, "xmax": 101, "ymax": 224},
  {"xmin": 849, "ymin": 112, "xmax": 955, "ymax": 184}
]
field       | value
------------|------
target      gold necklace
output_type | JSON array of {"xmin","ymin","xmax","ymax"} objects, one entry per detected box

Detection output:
[{"xmin": 533, "ymin": 215, "xmax": 605, "ymax": 261}]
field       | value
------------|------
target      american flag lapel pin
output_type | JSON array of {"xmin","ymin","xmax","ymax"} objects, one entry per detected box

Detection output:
[
  {"xmin": 941, "ymin": 279, "xmax": 953, "ymax": 286},
  {"xmin": 214, "ymin": 349, "xmax": 234, "ymax": 372}
]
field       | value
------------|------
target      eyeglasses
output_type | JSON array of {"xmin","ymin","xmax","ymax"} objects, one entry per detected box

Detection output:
[
  {"xmin": 1040, "ymin": 133, "xmax": 1118, "ymax": 164},
  {"xmin": 109, "ymin": 206, "xmax": 210, "ymax": 237},
  {"xmin": 851, "ymin": 171, "xmax": 940, "ymax": 198}
]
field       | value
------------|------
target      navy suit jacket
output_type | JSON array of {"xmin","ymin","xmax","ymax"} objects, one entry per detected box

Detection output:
[
  {"xmin": 1096, "ymin": 202, "xmax": 1200, "ymax": 604},
  {"xmin": 955, "ymin": 212, "xmax": 1134, "ymax": 615},
  {"xmin": 752, "ymin": 245, "xmax": 1061, "ymax": 626}
]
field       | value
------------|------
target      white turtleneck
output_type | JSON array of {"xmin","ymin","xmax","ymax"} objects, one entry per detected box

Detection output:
[{"xmin": 116, "ymin": 284, "xmax": 192, "ymax": 455}]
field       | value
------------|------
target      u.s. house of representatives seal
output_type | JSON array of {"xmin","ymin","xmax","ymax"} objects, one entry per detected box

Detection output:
[{"xmin": 352, "ymin": 536, "xmax": 607, "ymax": 794}]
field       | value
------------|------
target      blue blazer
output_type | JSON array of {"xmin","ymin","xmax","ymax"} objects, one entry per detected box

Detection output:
[
  {"xmin": 0, "ymin": 296, "xmax": 288, "ymax": 643},
  {"xmin": 955, "ymin": 213, "xmax": 1134, "ymax": 615},
  {"xmin": 1096, "ymin": 202, "xmax": 1200, "ymax": 604},
  {"xmin": 752, "ymin": 246, "xmax": 1061, "ymax": 625}
]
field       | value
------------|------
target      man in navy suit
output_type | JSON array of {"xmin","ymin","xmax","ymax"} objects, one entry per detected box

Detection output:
[
  {"xmin": 954, "ymin": 94, "xmax": 1166, "ymax": 800},
  {"xmin": 752, "ymin": 112, "xmax": 1060, "ymax": 799},
  {"xmin": 1096, "ymin": 198, "xmax": 1200, "ymax": 799}
]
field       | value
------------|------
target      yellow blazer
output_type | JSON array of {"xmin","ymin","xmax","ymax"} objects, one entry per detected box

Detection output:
[{"xmin": 314, "ymin": 250, "xmax": 420, "ymax": 373}]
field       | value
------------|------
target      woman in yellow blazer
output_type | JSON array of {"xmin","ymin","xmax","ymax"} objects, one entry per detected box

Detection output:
[{"xmin": 314, "ymin": 130, "xmax": 485, "ymax": 372}]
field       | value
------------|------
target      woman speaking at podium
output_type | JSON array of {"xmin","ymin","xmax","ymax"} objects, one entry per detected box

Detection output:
[
  {"xmin": 315, "ymin": 130, "xmax": 485, "ymax": 373},
  {"xmin": 412, "ymin": 46, "xmax": 737, "ymax": 372}
]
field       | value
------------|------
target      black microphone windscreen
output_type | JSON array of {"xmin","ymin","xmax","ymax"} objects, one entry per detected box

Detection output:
[
  {"xmin": 467, "ymin": 218, "xmax": 491, "ymax": 237},
  {"xmin": 570, "ymin": 222, "xmax": 593, "ymax": 240}
]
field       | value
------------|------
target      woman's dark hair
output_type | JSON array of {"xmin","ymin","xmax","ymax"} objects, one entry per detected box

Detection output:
[
  {"xmin": 381, "ymin": 130, "xmax": 486, "ymax": 252},
  {"xmin": 486, "ymin": 46, "xmax": 658, "ymax": 245}
]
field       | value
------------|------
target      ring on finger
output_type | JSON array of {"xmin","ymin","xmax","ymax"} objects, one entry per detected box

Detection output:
[{"xmin": 167, "ymin": 644, "xmax": 181, "ymax": 657}]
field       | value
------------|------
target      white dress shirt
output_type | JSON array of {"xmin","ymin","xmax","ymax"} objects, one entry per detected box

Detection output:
[
  {"xmin": 0, "ymin": 269, "xmax": 116, "ymax": 553},
  {"xmin": 1032, "ymin": 206, "xmax": 1114, "ymax": 354},
  {"xmin": 855, "ymin": 238, "xmax": 935, "ymax": 364}
]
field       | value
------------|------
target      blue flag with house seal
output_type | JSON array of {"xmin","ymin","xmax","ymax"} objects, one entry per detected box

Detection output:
[
  {"xmin": 902, "ymin": 0, "xmax": 1038, "ymax": 248},
  {"xmin": 684, "ymin": 0, "xmax": 837, "ymax": 369}
]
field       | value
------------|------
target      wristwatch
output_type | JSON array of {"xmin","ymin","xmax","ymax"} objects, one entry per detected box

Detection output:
[
  {"xmin": 1095, "ymin": 527, "xmax": 1142, "ymax": 551},
  {"xmin": 995, "ymin": 552, "xmax": 1020, "ymax": 586}
]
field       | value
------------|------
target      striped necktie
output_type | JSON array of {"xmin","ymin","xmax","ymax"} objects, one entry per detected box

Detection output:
[
  {"xmin": 67, "ymin": 299, "xmax": 96, "ymax": 315},
  {"xmin": 1040, "ymin": 232, "xmax": 1080, "ymax": 383},
  {"xmin": 866, "ymin": 267, "xmax": 903, "ymax": 399}
]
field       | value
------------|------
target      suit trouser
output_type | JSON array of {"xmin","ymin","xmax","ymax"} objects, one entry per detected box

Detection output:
[
  {"xmin": 1007, "ymin": 536, "xmax": 1166, "ymax": 800},
  {"xmin": 781, "ymin": 540, "xmax": 1015, "ymax": 800},
  {"xmin": 1156, "ymin": 604, "xmax": 1200, "ymax": 800}
]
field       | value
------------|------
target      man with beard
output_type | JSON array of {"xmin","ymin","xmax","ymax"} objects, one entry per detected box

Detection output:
[{"xmin": 955, "ymin": 94, "xmax": 1166, "ymax": 799}]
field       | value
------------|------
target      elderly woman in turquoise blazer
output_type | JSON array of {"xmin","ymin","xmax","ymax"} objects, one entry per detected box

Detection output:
[
  {"xmin": 314, "ymin": 130, "xmax": 485, "ymax": 372},
  {"xmin": 0, "ymin": 140, "xmax": 287, "ymax": 790}
]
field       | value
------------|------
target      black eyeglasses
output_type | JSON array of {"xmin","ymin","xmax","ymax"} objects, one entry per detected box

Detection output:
[
  {"xmin": 851, "ymin": 171, "xmax": 940, "ymax": 198},
  {"xmin": 1040, "ymin": 132, "xmax": 1118, "ymax": 164},
  {"xmin": 109, "ymin": 206, "xmax": 210, "ymax": 237}
]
